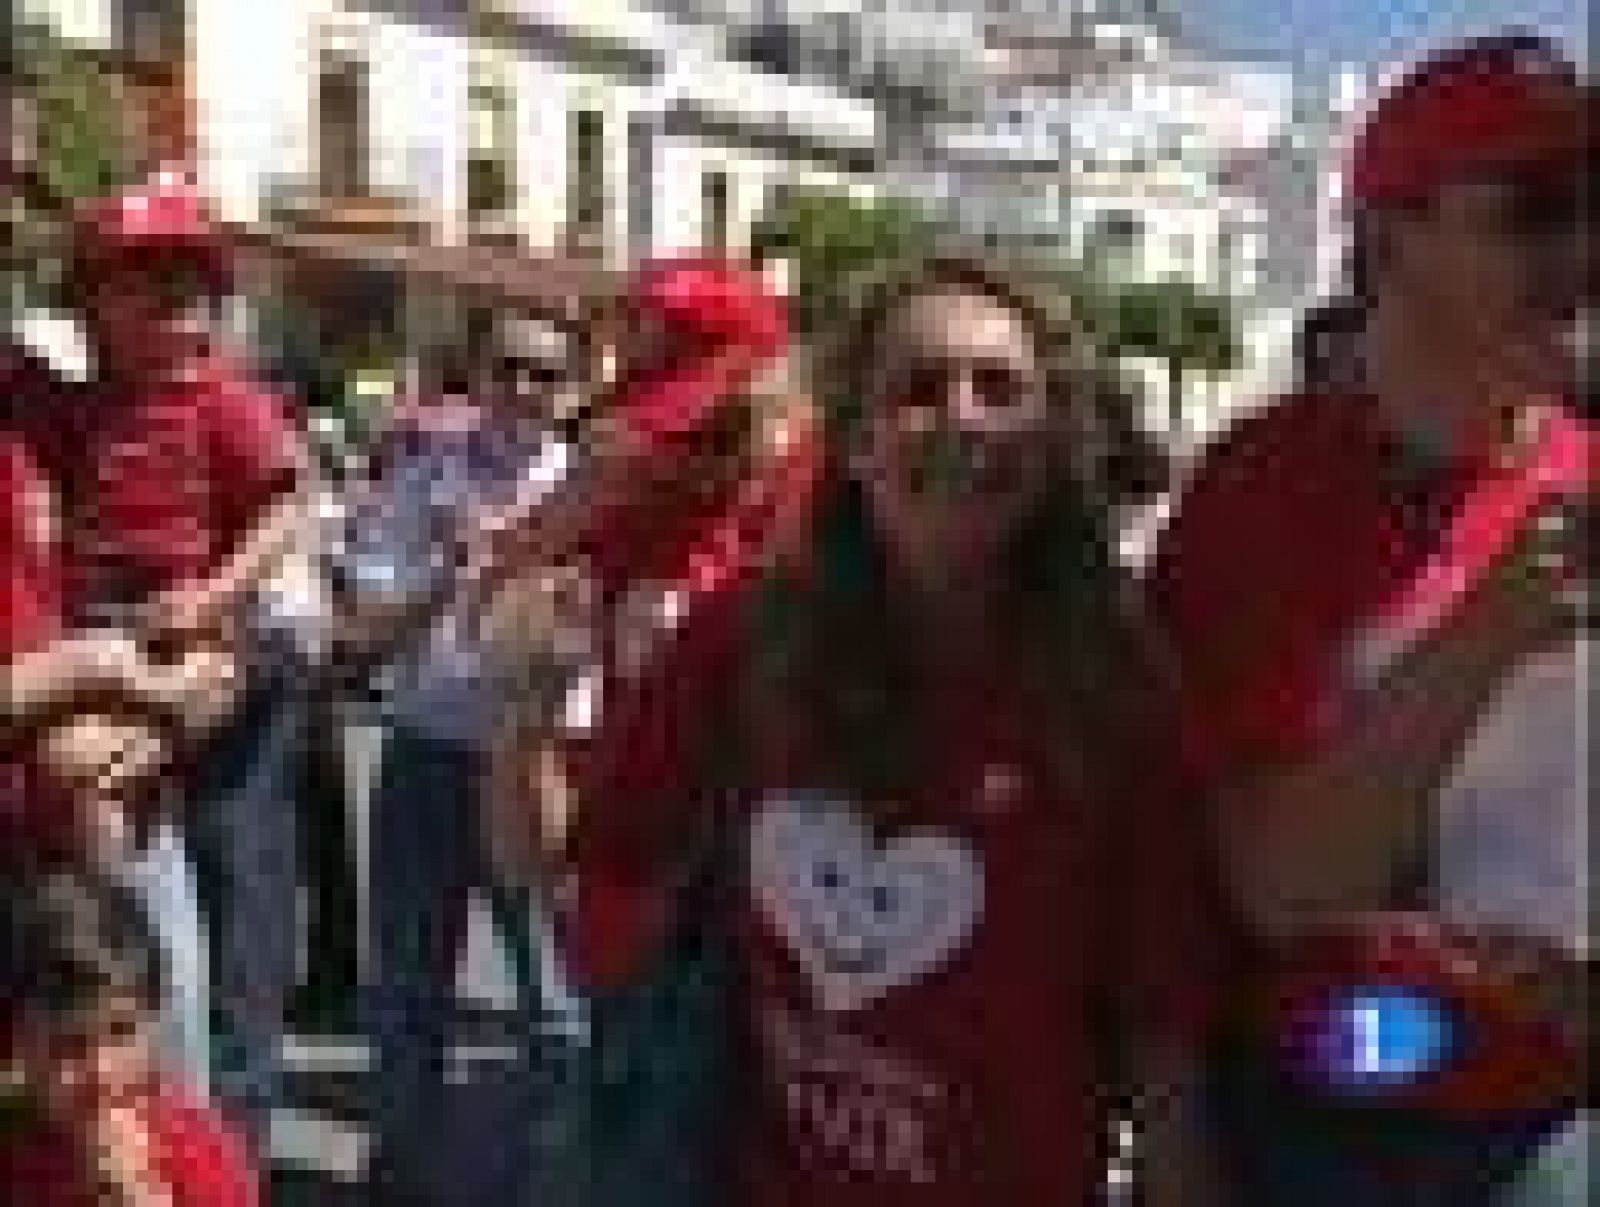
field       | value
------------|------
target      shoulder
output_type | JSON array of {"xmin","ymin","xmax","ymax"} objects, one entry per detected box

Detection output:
[
  {"xmin": 1183, "ymin": 391, "xmax": 1368, "ymax": 497},
  {"xmin": 1159, "ymin": 392, "xmax": 1375, "ymax": 563}
]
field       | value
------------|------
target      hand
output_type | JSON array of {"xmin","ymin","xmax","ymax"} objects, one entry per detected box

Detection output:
[
  {"xmin": 61, "ymin": 632, "xmax": 152, "ymax": 697},
  {"xmin": 1411, "ymin": 506, "xmax": 1582, "ymax": 687},
  {"xmin": 1334, "ymin": 911, "xmax": 1585, "ymax": 1017},
  {"xmin": 86, "ymin": 1102, "xmax": 177, "ymax": 1207},
  {"xmin": 479, "ymin": 563, "xmax": 593, "ymax": 659},
  {"xmin": 39, "ymin": 713, "xmax": 168, "ymax": 794},
  {"xmin": 138, "ymin": 584, "xmax": 228, "ymax": 654},
  {"xmin": 139, "ymin": 642, "xmax": 242, "ymax": 737}
]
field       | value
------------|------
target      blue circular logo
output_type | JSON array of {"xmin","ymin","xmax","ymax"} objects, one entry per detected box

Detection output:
[{"xmin": 1292, "ymin": 986, "xmax": 1461, "ymax": 1092}]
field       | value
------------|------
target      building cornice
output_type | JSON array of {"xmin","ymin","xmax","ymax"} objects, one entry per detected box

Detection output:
[
  {"xmin": 351, "ymin": 2, "xmax": 666, "ymax": 81},
  {"xmin": 661, "ymin": 99, "xmax": 879, "ymax": 173}
]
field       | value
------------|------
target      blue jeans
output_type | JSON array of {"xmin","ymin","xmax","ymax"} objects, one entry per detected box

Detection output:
[
  {"xmin": 184, "ymin": 679, "xmax": 306, "ymax": 1151},
  {"xmin": 365, "ymin": 723, "xmax": 582, "ymax": 1205}
]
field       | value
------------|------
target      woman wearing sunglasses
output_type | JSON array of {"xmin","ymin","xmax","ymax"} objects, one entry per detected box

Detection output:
[
  {"xmin": 537, "ymin": 251, "xmax": 1229, "ymax": 1207},
  {"xmin": 333, "ymin": 304, "xmax": 589, "ymax": 1203}
]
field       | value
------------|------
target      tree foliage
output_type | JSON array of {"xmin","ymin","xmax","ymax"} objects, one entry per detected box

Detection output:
[
  {"xmin": 1089, "ymin": 275, "xmax": 1241, "ymax": 434},
  {"xmin": 750, "ymin": 186, "xmax": 939, "ymax": 339},
  {"xmin": 18, "ymin": 21, "xmax": 135, "ymax": 207}
]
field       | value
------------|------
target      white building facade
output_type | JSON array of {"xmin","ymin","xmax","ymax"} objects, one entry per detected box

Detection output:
[{"xmin": 24, "ymin": 0, "xmax": 890, "ymax": 265}]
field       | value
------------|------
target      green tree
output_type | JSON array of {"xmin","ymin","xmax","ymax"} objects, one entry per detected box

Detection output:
[
  {"xmin": 6, "ymin": 20, "xmax": 135, "ymax": 312},
  {"xmin": 21, "ymin": 22, "xmax": 135, "ymax": 205},
  {"xmin": 1092, "ymin": 275, "xmax": 1241, "ymax": 439},
  {"xmin": 750, "ymin": 186, "xmax": 939, "ymax": 339}
]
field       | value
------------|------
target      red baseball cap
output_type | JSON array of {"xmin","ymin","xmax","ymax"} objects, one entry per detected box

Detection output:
[
  {"xmin": 623, "ymin": 256, "xmax": 788, "ymax": 357},
  {"xmin": 616, "ymin": 256, "xmax": 790, "ymax": 452},
  {"xmin": 1347, "ymin": 34, "xmax": 1588, "ymax": 210},
  {"xmin": 71, "ymin": 167, "xmax": 235, "ymax": 292}
]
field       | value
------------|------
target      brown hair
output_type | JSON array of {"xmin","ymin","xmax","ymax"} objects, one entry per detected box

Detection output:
[
  {"xmin": 751, "ymin": 250, "xmax": 1180, "ymax": 822},
  {"xmin": 821, "ymin": 249, "xmax": 1169, "ymax": 513}
]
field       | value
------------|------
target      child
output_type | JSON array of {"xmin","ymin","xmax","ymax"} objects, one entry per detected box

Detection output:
[{"xmin": 1, "ymin": 868, "xmax": 261, "ymax": 1207}]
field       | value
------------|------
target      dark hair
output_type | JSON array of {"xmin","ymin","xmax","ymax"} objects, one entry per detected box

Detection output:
[
  {"xmin": 821, "ymin": 250, "xmax": 1169, "ymax": 513},
  {"xmin": 1294, "ymin": 296, "xmax": 1370, "ymax": 393},
  {"xmin": 751, "ymin": 252, "xmax": 1180, "ymax": 818},
  {"xmin": 2, "ymin": 868, "xmax": 163, "ymax": 1037}
]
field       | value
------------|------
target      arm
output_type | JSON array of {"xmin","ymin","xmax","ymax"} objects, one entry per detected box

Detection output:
[
  {"xmin": 143, "ymin": 379, "xmax": 309, "ymax": 649},
  {"xmin": 1147, "ymin": 415, "xmax": 1574, "ymax": 944},
  {"xmin": 466, "ymin": 385, "xmax": 819, "ymax": 602},
  {"xmin": 1208, "ymin": 546, "xmax": 1566, "ymax": 942},
  {"xmin": 2, "ymin": 634, "xmax": 163, "ymax": 738},
  {"xmin": 141, "ymin": 489, "xmax": 309, "ymax": 652}
]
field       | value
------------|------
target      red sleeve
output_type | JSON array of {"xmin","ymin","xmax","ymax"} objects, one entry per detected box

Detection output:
[
  {"xmin": 202, "ymin": 376, "xmax": 300, "ymax": 550},
  {"xmin": 565, "ymin": 582, "xmax": 747, "ymax": 989},
  {"xmin": 567, "ymin": 434, "xmax": 822, "ymax": 989},
  {"xmin": 1109, "ymin": 680, "xmax": 1255, "ymax": 1051},
  {"xmin": 1145, "ymin": 420, "xmax": 1330, "ymax": 783}
]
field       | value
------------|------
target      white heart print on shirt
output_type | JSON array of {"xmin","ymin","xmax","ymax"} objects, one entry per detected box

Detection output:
[{"xmin": 749, "ymin": 794, "xmax": 985, "ymax": 1014}]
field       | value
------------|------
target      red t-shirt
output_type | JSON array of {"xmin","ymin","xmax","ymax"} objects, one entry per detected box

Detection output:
[
  {"xmin": 39, "ymin": 358, "xmax": 300, "ymax": 608},
  {"xmin": 0, "ymin": 1080, "xmax": 260, "ymax": 1207},
  {"xmin": 2, "ymin": 353, "xmax": 296, "ymax": 862},
  {"xmin": 572, "ymin": 517, "xmax": 1221, "ymax": 1206},
  {"xmin": 1146, "ymin": 392, "xmax": 1488, "ymax": 778},
  {"xmin": 3, "ymin": 349, "xmax": 76, "ymax": 862}
]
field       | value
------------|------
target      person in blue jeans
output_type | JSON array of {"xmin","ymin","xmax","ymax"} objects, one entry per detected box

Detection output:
[{"xmin": 333, "ymin": 310, "xmax": 587, "ymax": 1205}]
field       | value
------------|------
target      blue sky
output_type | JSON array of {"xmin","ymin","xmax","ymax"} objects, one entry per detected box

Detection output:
[{"xmin": 1178, "ymin": 0, "xmax": 1589, "ymax": 69}]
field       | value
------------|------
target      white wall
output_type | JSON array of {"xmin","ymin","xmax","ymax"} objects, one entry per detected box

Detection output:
[
  {"xmin": 184, "ymin": 0, "xmax": 885, "ymax": 262},
  {"xmin": 192, "ymin": 0, "xmax": 316, "ymax": 224},
  {"xmin": 21, "ymin": 0, "xmax": 113, "ymax": 43},
  {"xmin": 512, "ymin": 55, "xmax": 572, "ymax": 249},
  {"xmin": 651, "ymin": 132, "xmax": 875, "ymax": 257},
  {"xmin": 191, "ymin": 0, "xmax": 467, "ymax": 227},
  {"xmin": 369, "ymin": 15, "xmax": 467, "ymax": 228}
]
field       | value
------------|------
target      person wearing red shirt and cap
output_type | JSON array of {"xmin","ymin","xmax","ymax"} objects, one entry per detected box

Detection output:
[
  {"xmin": 449, "ymin": 254, "xmax": 825, "ymax": 1207},
  {"xmin": 14, "ymin": 169, "xmax": 313, "ymax": 1149},
  {"xmin": 1146, "ymin": 32, "xmax": 1592, "ymax": 1204}
]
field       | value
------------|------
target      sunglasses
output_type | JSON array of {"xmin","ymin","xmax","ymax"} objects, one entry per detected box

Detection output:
[
  {"xmin": 878, "ymin": 359, "xmax": 1044, "ymax": 415},
  {"xmin": 1448, "ymin": 177, "xmax": 1584, "ymax": 248}
]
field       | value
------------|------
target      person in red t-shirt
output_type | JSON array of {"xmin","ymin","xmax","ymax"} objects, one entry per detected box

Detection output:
[
  {"xmin": 1, "ymin": 868, "xmax": 260, "ymax": 1207},
  {"xmin": 553, "ymin": 252, "xmax": 1231, "ymax": 1207},
  {"xmin": 2, "ymin": 343, "xmax": 211, "ymax": 867},
  {"xmin": 46, "ymin": 171, "xmax": 310, "ymax": 1140},
  {"xmin": 1147, "ymin": 32, "xmax": 1591, "ymax": 1204}
]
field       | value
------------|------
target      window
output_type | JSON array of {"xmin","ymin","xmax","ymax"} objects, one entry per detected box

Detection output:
[
  {"xmin": 118, "ymin": 0, "xmax": 186, "ymax": 63},
  {"xmin": 318, "ymin": 50, "xmax": 369, "ymax": 200},
  {"xmin": 567, "ymin": 108, "xmax": 606, "ymax": 250},
  {"xmin": 767, "ymin": 180, "xmax": 796, "ymax": 219},
  {"xmin": 466, "ymin": 49, "xmax": 515, "ymax": 218},
  {"xmin": 1086, "ymin": 209, "xmax": 1144, "ymax": 254},
  {"xmin": 702, "ymin": 169, "xmax": 731, "ymax": 252}
]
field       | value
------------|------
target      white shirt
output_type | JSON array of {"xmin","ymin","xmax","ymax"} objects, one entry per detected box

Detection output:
[{"xmin": 337, "ymin": 410, "xmax": 577, "ymax": 747}]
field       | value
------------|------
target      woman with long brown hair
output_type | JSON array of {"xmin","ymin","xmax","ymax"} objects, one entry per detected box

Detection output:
[{"xmin": 555, "ymin": 250, "xmax": 1228, "ymax": 1205}]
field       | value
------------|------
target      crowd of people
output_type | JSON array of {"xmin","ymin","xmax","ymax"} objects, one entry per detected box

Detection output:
[{"xmin": 3, "ymin": 28, "xmax": 1593, "ymax": 1207}]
